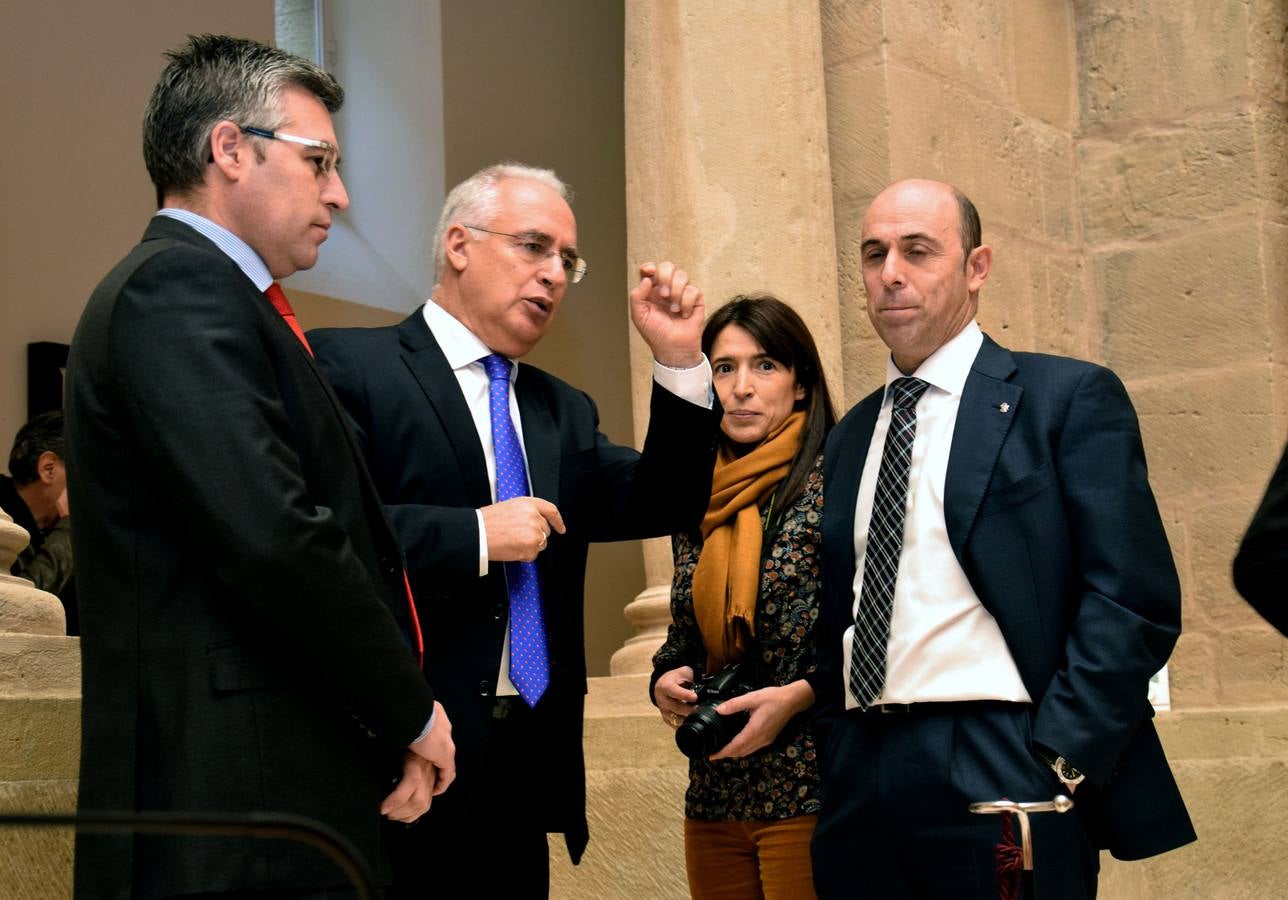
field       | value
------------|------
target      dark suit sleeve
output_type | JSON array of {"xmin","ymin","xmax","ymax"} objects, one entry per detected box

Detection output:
[
  {"xmin": 309, "ymin": 328, "xmax": 480, "ymax": 581},
  {"xmin": 565, "ymin": 382, "xmax": 721, "ymax": 543},
  {"xmin": 649, "ymin": 532, "xmax": 707, "ymax": 703},
  {"xmin": 1031, "ymin": 366, "xmax": 1181, "ymax": 785},
  {"xmin": 1233, "ymin": 440, "xmax": 1288, "ymax": 634},
  {"xmin": 110, "ymin": 252, "xmax": 433, "ymax": 751}
]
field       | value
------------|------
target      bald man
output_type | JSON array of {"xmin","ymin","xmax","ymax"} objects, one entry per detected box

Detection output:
[{"xmin": 809, "ymin": 180, "xmax": 1194, "ymax": 899}]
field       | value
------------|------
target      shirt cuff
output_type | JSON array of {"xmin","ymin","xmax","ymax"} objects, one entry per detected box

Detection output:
[
  {"xmin": 653, "ymin": 354, "xmax": 713, "ymax": 409},
  {"xmin": 475, "ymin": 509, "xmax": 488, "ymax": 577},
  {"xmin": 412, "ymin": 706, "xmax": 437, "ymax": 744}
]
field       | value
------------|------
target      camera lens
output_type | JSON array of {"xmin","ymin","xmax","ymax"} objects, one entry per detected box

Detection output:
[{"xmin": 675, "ymin": 706, "xmax": 725, "ymax": 759}]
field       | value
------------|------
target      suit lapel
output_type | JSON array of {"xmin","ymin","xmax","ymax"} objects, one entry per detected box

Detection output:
[
  {"xmin": 396, "ymin": 314, "xmax": 493, "ymax": 509},
  {"xmin": 944, "ymin": 336, "xmax": 1022, "ymax": 559},
  {"xmin": 826, "ymin": 393, "xmax": 882, "ymax": 586},
  {"xmin": 151, "ymin": 217, "xmax": 409, "ymax": 564},
  {"xmin": 515, "ymin": 365, "xmax": 560, "ymax": 506}
]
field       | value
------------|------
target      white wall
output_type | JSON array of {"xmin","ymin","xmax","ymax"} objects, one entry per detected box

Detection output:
[
  {"xmin": 0, "ymin": 0, "xmax": 274, "ymax": 462},
  {"xmin": 283, "ymin": 0, "xmax": 446, "ymax": 312}
]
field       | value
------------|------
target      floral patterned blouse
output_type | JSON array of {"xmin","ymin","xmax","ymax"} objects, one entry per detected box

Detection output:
[{"xmin": 651, "ymin": 455, "xmax": 824, "ymax": 821}]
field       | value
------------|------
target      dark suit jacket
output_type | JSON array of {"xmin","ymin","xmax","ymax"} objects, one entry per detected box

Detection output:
[
  {"xmin": 309, "ymin": 313, "xmax": 720, "ymax": 862},
  {"xmin": 815, "ymin": 335, "xmax": 1195, "ymax": 861},
  {"xmin": 65, "ymin": 217, "xmax": 436, "ymax": 899},
  {"xmin": 1234, "ymin": 440, "xmax": 1288, "ymax": 634}
]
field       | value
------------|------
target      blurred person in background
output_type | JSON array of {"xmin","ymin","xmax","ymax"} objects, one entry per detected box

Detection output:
[{"xmin": 1, "ymin": 410, "xmax": 76, "ymax": 633}]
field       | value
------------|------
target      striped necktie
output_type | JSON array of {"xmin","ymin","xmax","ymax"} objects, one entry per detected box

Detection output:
[{"xmin": 849, "ymin": 376, "xmax": 930, "ymax": 708}]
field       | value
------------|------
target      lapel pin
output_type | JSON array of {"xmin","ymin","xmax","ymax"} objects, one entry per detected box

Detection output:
[{"xmin": 998, "ymin": 402, "xmax": 1010, "ymax": 414}]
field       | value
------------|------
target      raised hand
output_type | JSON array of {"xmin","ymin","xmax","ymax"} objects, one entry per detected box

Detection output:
[{"xmin": 629, "ymin": 260, "xmax": 705, "ymax": 368}]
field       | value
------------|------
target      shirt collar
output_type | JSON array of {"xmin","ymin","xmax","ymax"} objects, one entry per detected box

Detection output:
[
  {"xmin": 882, "ymin": 319, "xmax": 983, "ymax": 403},
  {"xmin": 156, "ymin": 208, "xmax": 273, "ymax": 291},
  {"xmin": 421, "ymin": 299, "xmax": 517, "ymax": 381}
]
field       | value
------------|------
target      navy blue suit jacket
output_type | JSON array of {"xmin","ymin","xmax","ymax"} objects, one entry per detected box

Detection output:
[
  {"xmin": 1234, "ymin": 440, "xmax": 1288, "ymax": 634},
  {"xmin": 816, "ymin": 335, "xmax": 1195, "ymax": 860}
]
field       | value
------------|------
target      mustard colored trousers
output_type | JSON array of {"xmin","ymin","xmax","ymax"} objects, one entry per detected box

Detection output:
[{"xmin": 684, "ymin": 814, "xmax": 818, "ymax": 900}]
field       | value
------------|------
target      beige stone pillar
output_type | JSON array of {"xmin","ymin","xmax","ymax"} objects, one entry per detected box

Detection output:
[
  {"xmin": 0, "ymin": 505, "xmax": 80, "ymax": 898},
  {"xmin": 610, "ymin": 0, "xmax": 843, "ymax": 675},
  {"xmin": 0, "ymin": 507, "xmax": 64, "ymax": 635}
]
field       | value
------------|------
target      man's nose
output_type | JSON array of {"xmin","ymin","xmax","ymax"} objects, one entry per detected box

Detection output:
[
  {"xmin": 881, "ymin": 252, "xmax": 904, "ymax": 288},
  {"xmin": 324, "ymin": 171, "xmax": 350, "ymax": 211},
  {"xmin": 539, "ymin": 251, "xmax": 567, "ymax": 288}
]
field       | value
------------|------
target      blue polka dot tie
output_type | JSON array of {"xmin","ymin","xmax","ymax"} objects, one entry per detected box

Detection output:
[{"xmin": 481, "ymin": 353, "xmax": 549, "ymax": 707}]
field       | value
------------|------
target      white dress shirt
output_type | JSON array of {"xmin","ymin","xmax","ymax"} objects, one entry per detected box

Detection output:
[
  {"xmin": 421, "ymin": 299, "xmax": 712, "ymax": 695},
  {"xmin": 843, "ymin": 320, "xmax": 1030, "ymax": 710}
]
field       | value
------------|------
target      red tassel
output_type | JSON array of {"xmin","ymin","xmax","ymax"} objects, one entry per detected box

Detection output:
[{"xmin": 995, "ymin": 806, "xmax": 1023, "ymax": 900}]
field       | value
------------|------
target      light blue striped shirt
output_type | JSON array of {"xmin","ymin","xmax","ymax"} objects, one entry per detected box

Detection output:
[{"xmin": 156, "ymin": 208, "xmax": 273, "ymax": 290}]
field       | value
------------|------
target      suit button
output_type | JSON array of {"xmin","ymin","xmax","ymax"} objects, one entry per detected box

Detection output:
[
  {"xmin": 478, "ymin": 679, "xmax": 491, "ymax": 696},
  {"xmin": 492, "ymin": 601, "xmax": 505, "ymax": 621}
]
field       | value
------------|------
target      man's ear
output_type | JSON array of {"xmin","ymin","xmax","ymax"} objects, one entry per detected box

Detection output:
[
  {"xmin": 208, "ymin": 120, "xmax": 249, "ymax": 181},
  {"xmin": 37, "ymin": 450, "xmax": 59, "ymax": 484},
  {"xmin": 966, "ymin": 244, "xmax": 992, "ymax": 294},
  {"xmin": 443, "ymin": 224, "xmax": 473, "ymax": 274}
]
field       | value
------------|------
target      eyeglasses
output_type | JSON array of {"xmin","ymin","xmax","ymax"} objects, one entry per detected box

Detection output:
[
  {"xmin": 464, "ymin": 224, "xmax": 587, "ymax": 284},
  {"xmin": 240, "ymin": 126, "xmax": 340, "ymax": 180}
]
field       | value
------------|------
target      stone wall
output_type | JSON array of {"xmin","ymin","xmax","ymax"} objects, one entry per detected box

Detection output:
[
  {"xmin": 821, "ymin": 0, "xmax": 1288, "ymax": 710},
  {"xmin": 1075, "ymin": 0, "xmax": 1288, "ymax": 708},
  {"xmin": 811, "ymin": 0, "xmax": 1288, "ymax": 896}
]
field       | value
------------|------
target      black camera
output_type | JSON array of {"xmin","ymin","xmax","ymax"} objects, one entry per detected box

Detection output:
[{"xmin": 675, "ymin": 663, "xmax": 755, "ymax": 759}]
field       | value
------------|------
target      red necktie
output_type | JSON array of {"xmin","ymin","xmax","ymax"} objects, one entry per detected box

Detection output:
[
  {"xmin": 264, "ymin": 282, "xmax": 313, "ymax": 356},
  {"xmin": 403, "ymin": 570, "xmax": 425, "ymax": 669},
  {"xmin": 262, "ymin": 283, "xmax": 423, "ymax": 667}
]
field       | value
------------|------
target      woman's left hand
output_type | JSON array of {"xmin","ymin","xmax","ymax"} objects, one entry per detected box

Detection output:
[{"xmin": 707, "ymin": 679, "xmax": 815, "ymax": 761}]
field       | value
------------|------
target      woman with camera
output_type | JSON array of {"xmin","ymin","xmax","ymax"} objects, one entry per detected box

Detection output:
[{"xmin": 651, "ymin": 295, "xmax": 836, "ymax": 900}]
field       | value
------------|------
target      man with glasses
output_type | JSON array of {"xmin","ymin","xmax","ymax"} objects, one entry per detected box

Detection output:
[
  {"xmin": 309, "ymin": 162, "xmax": 721, "ymax": 897},
  {"xmin": 66, "ymin": 35, "xmax": 452, "ymax": 899}
]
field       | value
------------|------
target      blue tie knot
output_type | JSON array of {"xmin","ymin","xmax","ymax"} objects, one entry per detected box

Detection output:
[
  {"xmin": 891, "ymin": 377, "xmax": 929, "ymax": 410},
  {"xmin": 481, "ymin": 353, "xmax": 512, "ymax": 384}
]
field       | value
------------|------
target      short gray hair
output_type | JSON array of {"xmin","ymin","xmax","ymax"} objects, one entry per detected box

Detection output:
[
  {"xmin": 143, "ymin": 34, "xmax": 344, "ymax": 207},
  {"xmin": 432, "ymin": 163, "xmax": 573, "ymax": 281}
]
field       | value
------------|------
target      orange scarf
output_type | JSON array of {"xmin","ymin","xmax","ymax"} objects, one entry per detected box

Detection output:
[{"xmin": 692, "ymin": 411, "xmax": 805, "ymax": 671}]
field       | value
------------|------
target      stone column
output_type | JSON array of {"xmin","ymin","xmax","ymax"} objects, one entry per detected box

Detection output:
[
  {"xmin": 610, "ymin": 0, "xmax": 842, "ymax": 672},
  {"xmin": 0, "ymin": 507, "xmax": 65, "ymax": 635},
  {"xmin": 0, "ymin": 505, "xmax": 80, "ymax": 898}
]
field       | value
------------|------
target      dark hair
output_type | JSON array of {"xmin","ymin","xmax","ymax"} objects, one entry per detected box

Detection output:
[
  {"xmin": 954, "ymin": 187, "xmax": 982, "ymax": 271},
  {"xmin": 143, "ymin": 34, "xmax": 344, "ymax": 207},
  {"xmin": 9, "ymin": 411, "xmax": 65, "ymax": 486},
  {"xmin": 702, "ymin": 295, "xmax": 837, "ymax": 512}
]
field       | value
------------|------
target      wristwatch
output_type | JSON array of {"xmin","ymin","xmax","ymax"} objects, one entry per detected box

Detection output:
[{"xmin": 1050, "ymin": 755, "xmax": 1085, "ymax": 789}]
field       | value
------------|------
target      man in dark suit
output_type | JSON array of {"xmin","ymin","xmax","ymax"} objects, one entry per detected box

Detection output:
[
  {"xmin": 65, "ymin": 35, "xmax": 453, "ymax": 899},
  {"xmin": 1234, "ymin": 440, "xmax": 1288, "ymax": 634},
  {"xmin": 309, "ymin": 162, "xmax": 721, "ymax": 897},
  {"xmin": 809, "ymin": 179, "xmax": 1194, "ymax": 899}
]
